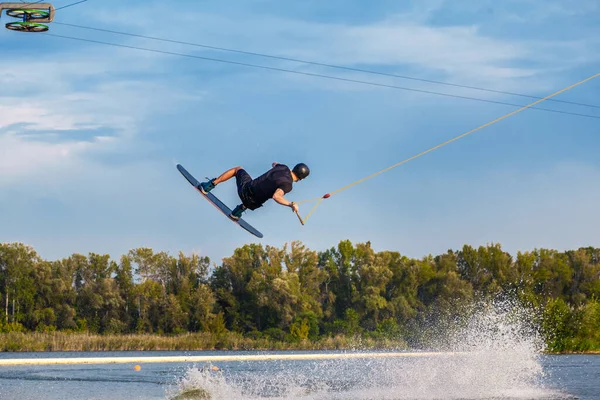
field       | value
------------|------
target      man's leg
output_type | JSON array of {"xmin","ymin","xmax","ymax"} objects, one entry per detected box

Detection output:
[
  {"xmin": 199, "ymin": 166, "xmax": 243, "ymax": 194},
  {"xmin": 229, "ymin": 169, "xmax": 253, "ymax": 220},
  {"xmin": 214, "ymin": 166, "xmax": 243, "ymax": 185}
]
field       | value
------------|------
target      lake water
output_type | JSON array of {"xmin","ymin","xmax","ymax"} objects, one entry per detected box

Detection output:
[{"xmin": 0, "ymin": 350, "xmax": 598, "ymax": 399}]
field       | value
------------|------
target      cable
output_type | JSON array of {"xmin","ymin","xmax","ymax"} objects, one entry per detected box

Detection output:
[
  {"xmin": 51, "ymin": 21, "xmax": 600, "ymax": 111},
  {"xmin": 40, "ymin": 32, "xmax": 600, "ymax": 121}
]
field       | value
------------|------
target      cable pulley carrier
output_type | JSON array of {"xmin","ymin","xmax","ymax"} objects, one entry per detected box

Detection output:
[{"xmin": 0, "ymin": 3, "xmax": 55, "ymax": 32}]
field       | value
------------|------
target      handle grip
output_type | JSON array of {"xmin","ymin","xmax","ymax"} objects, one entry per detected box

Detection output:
[{"xmin": 294, "ymin": 210, "xmax": 305, "ymax": 225}]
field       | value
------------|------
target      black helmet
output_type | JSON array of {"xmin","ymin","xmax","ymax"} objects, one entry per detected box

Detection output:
[{"xmin": 292, "ymin": 163, "xmax": 310, "ymax": 180}]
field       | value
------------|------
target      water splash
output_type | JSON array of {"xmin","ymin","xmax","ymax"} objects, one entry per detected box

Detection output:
[{"xmin": 166, "ymin": 295, "xmax": 574, "ymax": 399}]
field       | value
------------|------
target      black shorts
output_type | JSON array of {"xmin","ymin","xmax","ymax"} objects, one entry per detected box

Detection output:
[{"xmin": 235, "ymin": 169, "xmax": 261, "ymax": 210}]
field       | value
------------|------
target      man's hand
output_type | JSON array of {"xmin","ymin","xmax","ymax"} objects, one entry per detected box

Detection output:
[{"xmin": 290, "ymin": 202, "xmax": 299, "ymax": 213}]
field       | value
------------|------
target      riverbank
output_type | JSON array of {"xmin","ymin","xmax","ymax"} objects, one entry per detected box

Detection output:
[
  {"xmin": 0, "ymin": 332, "xmax": 406, "ymax": 352},
  {"xmin": 2, "ymin": 332, "xmax": 599, "ymax": 354}
]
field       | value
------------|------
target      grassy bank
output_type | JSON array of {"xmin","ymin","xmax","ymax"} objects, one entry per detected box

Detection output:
[
  {"xmin": 0, "ymin": 332, "xmax": 407, "ymax": 352},
  {"xmin": 2, "ymin": 332, "xmax": 599, "ymax": 354}
]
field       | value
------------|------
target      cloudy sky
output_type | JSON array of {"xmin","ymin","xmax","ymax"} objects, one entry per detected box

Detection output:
[{"xmin": 1, "ymin": 0, "xmax": 599, "ymax": 264}]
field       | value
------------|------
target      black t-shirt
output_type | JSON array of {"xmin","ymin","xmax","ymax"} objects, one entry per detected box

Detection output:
[{"xmin": 248, "ymin": 164, "xmax": 293, "ymax": 206}]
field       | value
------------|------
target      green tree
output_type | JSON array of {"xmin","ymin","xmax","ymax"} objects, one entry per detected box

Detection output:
[{"xmin": 0, "ymin": 243, "xmax": 38, "ymax": 328}]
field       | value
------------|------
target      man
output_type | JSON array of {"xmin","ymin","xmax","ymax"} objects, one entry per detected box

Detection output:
[{"xmin": 198, "ymin": 162, "xmax": 310, "ymax": 220}]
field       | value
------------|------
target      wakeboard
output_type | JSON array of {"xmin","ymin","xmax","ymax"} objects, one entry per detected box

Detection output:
[{"xmin": 177, "ymin": 164, "xmax": 263, "ymax": 238}]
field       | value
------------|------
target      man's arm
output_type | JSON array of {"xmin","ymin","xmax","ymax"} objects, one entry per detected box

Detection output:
[{"xmin": 272, "ymin": 188, "xmax": 298, "ymax": 212}]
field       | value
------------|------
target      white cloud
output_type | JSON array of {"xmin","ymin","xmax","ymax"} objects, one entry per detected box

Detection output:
[
  {"xmin": 0, "ymin": 102, "xmax": 101, "ymax": 132},
  {"xmin": 80, "ymin": 1, "xmax": 598, "ymax": 96},
  {"xmin": 0, "ymin": 40, "xmax": 205, "ymax": 187},
  {"xmin": 0, "ymin": 129, "xmax": 91, "ymax": 185}
]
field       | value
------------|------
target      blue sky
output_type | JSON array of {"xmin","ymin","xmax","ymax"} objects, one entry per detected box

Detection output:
[{"xmin": 1, "ymin": 0, "xmax": 599, "ymax": 265}]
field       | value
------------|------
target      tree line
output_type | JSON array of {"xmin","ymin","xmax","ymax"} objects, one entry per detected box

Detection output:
[{"xmin": 1, "ymin": 240, "xmax": 599, "ymax": 352}]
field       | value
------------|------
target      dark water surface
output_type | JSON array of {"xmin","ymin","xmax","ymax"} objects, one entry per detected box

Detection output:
[{"xmin": 0, "ymin": 351, "xmax": 598, "ymax": 399}]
